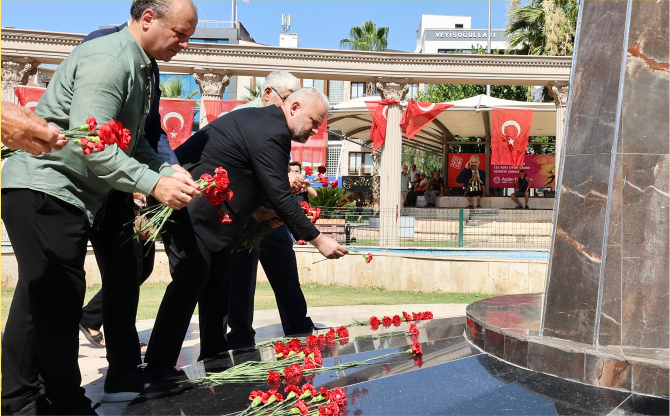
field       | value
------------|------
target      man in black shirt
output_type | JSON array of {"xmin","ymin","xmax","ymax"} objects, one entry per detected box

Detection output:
[{"xmin": 511, "ymin": 170, "xmax": 532, "ymax": 209}]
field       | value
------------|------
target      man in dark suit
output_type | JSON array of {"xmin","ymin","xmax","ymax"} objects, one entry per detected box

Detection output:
[
  {"xmin": 455, "ymin": 155, "xmax": 486, "ymax": 188},
  {"xmin": 143, "ymin": 88, "xmax": 348, "ymax": 378}
]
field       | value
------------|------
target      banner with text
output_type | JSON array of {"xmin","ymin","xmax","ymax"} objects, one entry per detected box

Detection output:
[{"xmin": 490, "ymin": 155, "xmax": 556, "ymax": 189}]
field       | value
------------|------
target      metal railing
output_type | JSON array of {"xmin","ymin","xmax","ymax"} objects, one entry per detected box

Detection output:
[
  {"xmin": 1, "ymin": 209, "xmax": 554, "ymax": 251},
  {"xmin": 312, "ymin": 207, "xmax": 554, "ymax": 250}
]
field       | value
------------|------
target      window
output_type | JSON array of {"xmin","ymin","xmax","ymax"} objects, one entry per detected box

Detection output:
[
  {"xmin": 189, "ymin": 38, "xmax": 229, "ymax": 44},
  {"xmin": 348, "ymin": 152, "xmax": 372, "ymax": 175},
  {"xmin": 326, "ymin": 147, "xmax": 341, "ymax": 176},
  {"xmin": 302, "ymin": 79, "xmax": 326, "ymax": 93},
  {"xmin": 407, "ymin": 84, "xmax": 420, "ymax": 100},
  {"xmin": 351, "ymin": 82, "xmax": 366, "ymax": 99},
  {"xmin": 328, "ymin": 80, "xmax": 346, "ymax": 105}
]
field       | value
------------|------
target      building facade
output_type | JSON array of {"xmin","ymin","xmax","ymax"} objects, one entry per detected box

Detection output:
[{"xmin": 415, "ymin": 14, "xmax": 510, "ymax": 54}]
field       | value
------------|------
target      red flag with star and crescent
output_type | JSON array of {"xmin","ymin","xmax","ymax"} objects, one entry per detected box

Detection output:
[
  {"xmin": 400, "ymin": 101, "xmax": 453, "ymax": 139},
  {"xmin": 202, "ymin": 100, "xmax": 248, "ymax": 123},
  {"xmin": 13, "ymin": 86, "xmax": 46, "ymax": 111},
  {"xmin": 491, "ymin": 108, "xmax": 534, "ymax": 167},
  {"xmin": 365, "ymin": 99, "xmax": 399, "ymax": 150},
  {"xmin": 158, "ymin": 98, "xmax": 196, "ymax": 149}
]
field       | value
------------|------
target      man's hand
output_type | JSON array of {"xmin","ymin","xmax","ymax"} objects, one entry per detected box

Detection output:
[
  {"xmin": 253, "ymin": 207, "xmax": 284, "ymax": 228},
  {"xmin": 288, "ymin": 172, "xmax": 306, "ymax": 193},
  {"xmin": 171, "ymin": 164, "xmax": 192, "ymax": 178},
  {"xmin": 310, "ymin": 234, "xmax": 349, "ymax": 259},
  {"xmin": 1, "ymin": 102, "xmax": 68, "ymax": 155},
  {"xmin": 171, "ymin": 171, "xmax": 204, "ymax": 191},
  {"xmin": 150, "ymin": 176, "xmax": 201, "ymax": 210}
]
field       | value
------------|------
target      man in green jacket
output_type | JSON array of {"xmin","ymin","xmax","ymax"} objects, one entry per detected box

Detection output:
[{"xmin": 1, "ymin": 1, "xmax": 200, "ymax": 414}]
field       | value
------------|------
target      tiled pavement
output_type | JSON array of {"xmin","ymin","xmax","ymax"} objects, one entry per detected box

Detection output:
[{"xmin": 80, "ymin": 304, "xmax": 467, "ymax": 415}]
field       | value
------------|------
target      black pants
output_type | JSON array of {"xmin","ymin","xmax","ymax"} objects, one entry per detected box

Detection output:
[
  {"xmin": 80, "ymin": 241, "xmax": 155, "ymax": 332},
  {"xmin": 1, "ymin": 190, "xmax": 140, "ymax": 414},
  {"xmin": 226, "ymin": 219, "xmax": 312, "ymax": 350},
  {"xmin": 143, "ymin": 209, "xmax": 232, "ymax": 367},
  {"xmin": 404, "ymin": 191, "xmax": 423, "ymax": 206}
]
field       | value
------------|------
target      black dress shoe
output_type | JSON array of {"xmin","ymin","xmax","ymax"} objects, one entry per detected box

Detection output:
[
  {"xmin": 144, "ymin": 365, "xmax": 179, "ymax": 382},
  {"xmin": 101, "ymin": 368, "xmax": 147, "ymax": 403}
]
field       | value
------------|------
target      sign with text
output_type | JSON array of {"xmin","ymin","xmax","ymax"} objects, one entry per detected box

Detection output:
[
  {"xmin": 342, "ymin": 176, "xmax": 374, "ymax": 193},
  {"xmin": 425, "ymin": 29, "xmax": 509, "ymax": 42},
  {"xmin": 489, "ymin": 155, "xmax": 556, "ymax": 189}
]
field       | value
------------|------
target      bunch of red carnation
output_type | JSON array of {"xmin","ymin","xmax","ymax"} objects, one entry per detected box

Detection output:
[
  {"xmin": 368, "ymin": 311, "xmax": 432, "ymax": 330},
  {"xmin": 199, "ymin": 167, "xmax": 234, "ymax": 225},
  {"xmin": 246, "ymin": 383, "xmax": 347, "ymax": 416},
  {"xmin": 300, "ymin": 201, "xmax": 321, "ymax": 224},
  {"xmin": 401, "ymin": 311, "xmax": 433, "ymax": 323},
  {"xmin": 325, "ymin": 326, "xmax": 349, "ymax": 346},
  {"xmin": 67, "ymin": 117, "xmax": 132, "ymax": 155}
]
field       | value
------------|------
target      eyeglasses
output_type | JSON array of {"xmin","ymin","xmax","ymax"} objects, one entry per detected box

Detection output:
[{"xmin": 271, "ymin": 87, "xmax": 288, "ymax": 102}]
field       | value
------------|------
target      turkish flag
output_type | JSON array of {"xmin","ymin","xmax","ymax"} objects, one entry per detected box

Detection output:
[
  {"xmin": 365, "ymin": 99, "xmax": 399, "ymax": 150},
  {"xmin": 202, "ymin": 99, "xmax": 248, "ymax": 123},
  {"xmin": 491, "ymin": 108, "xmax": 534, "ymax": 167},
  {"xmin": 291, "ymin": 115, "xmax": 328, "ymax": 167},
  {"xmin": 13, "ymin": 86, "xmax": 46, "ymax": 111},
  {"xmin": 158, "ymin": 98, "xmax": 196, "ymax": 149},
  {"xmin": 400, "ymin": 101, "xmax": 453, "ymax": 139}
]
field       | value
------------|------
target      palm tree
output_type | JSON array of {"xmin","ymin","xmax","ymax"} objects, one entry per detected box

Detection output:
[
  {"xmin": 340, "ymin": 20, "xmax": 389, "ymax": 96},
  {"xmin": 159, "ymin": 77, "xmax": 199, "ymax": 99},
  {"xmin": 241, "ymin": 83, "xmax": 263, "ymax": 101},
  {"xmin": 505, "ymin": 0, "xmax": 578, "ymax": 56}
]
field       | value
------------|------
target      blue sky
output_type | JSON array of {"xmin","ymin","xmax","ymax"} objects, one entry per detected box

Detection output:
[{"xmin": 1, "ymin": 0, "xmax": 509, "ymax": 51}]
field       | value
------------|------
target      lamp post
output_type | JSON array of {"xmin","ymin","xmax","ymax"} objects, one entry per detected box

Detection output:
[{"xmin": 486, "ymin": 0, "xmax": 491, "ymax": 96}]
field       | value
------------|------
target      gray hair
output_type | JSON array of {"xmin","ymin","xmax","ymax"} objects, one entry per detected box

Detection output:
[
  {"xmin": 286, "ymin": 87, "xmax": 330, "ymax": 111},
  {"xmin": 262, "ymin": 71, "xmax": 301, "ymax": 96},
  {"xmin": 130, "ymin": 0, "xmax": 195, "ymax": 21}
]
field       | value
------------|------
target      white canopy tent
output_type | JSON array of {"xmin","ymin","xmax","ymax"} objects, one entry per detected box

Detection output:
[{"xmin": 328, "ymin": 94, "xmax": 557, "ymax": 155}]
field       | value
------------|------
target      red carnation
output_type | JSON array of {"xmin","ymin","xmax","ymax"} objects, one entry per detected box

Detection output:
[
  {"xmin": 381, "ymin": 364, "xmax": 391, "ymax": 374},
  {"xmin": 411, "ymin": 341, "xmax": 423, "ymax": 356},
  {"xmin": 214, "ymin": 174, "xmax": 229, "ymax": 190},
  {"xmin": 95, "ymin": 140, "xmax": 106, "ymax": 152},
  {"xmin": 283, "ymin": 363, "xmax": 303, "ymax": 380},
  {"xmin": 364, "ymin": 253, "xmax": 373, "ymax": 263},
  {"xmin": 273, "ymin": 392, "xmax": 284, "ymax": 402},
  {"xmin": 214, "ymin": 166, "xmax": 227, "ymax": 175},
  {"xmin": 209, "ymin": 192, "xmax": 225, "ymax": 206},
  {"xmin": 317, "ymin": 334, "xmax": 326, "ymax": 345},
  {"xmin": 301, "ymin": 346, "xmax": 312, "ymax": 356},
  {"xmin": 382, "ymin": 316, "xmax": 392, "ymax": 327},
  {"xmin": 118, "ymin": 126, "xmax": 131, "ymax": 151},
  {"xmin": 330, "ymin": 180, "xmax": 338, "ymax": 188},
  {"xmin": 301, "ymin": 383, "xmax": 317, "ymax": 398},
  {"xmin": 274, "ymin": 342, "xmax": 287, "ymax": 354},
  {"xmin": 296, "ymin": 240, "xmax": 307, "ymax": 245},
  {"xmin": 81, "ymin": 139, "xmax": 95, "ymax": 155},
  {"xmin": 317, "ymin": 165, "xmax": 327, "ymax": 174},
  {"xmin": 304, "ymin": 167, "xmax": 313, "ymax": 176},
  {"xmin": 306, "ymin": 335, "xmax": 318, "ymax": 347},
  {"xmin": 413, "ymin": 312, "xmax": 423, "ymax": 321},
  {"xmin": 86, "ymin": 117, "xmax": 97, "ymax": 132},
  {"xmin": 325, "ymin": 329, "xmax": 336, "ymax": 342},
  {"xmin": 328, "ymin": 387, "xmax": 347, "ymax": 407},
  {"xmin": 336, "ymin": 326, "xmax": 349, "ymax": 339},
  {"xmin": 268, "ymin": 370, "xmax": 281, "ymax": 383},
  {"xmin": 392, "ymin": 315, "xmax": 402, "ymax": 326},
  {"xmin": 303, "ymin": 356, "xmax": 317, "ymax": 370},
  {"xmin": 287, "ymin": 338, "xmax": 302, "ymax": 352},
  {"xmin": 414, "ymin": 357, "xmax": 424, "ymax": 368},
  {"xmin": 249, "ymin": 390, "xmax": 264, "ymax": 401},
  {"xmin": 411, "ymin": 333, "xmax": 420, "ymax": 342},
  {"xmin": 200, "ymin": 173, "xmax": 214, "ymax": 183},
  {"xmin": 226, "ymin": 189, "xmax": 234, "ymax": 201},
  {"xmin": 285, "ymin": 385, "xmax": 300, "ymax": 396},
  {"xmin": 313, "ymin": 349, "xmax": 323, "ymax": 365},
  {"xmin": 408, "ymin": 323, "xmax": 419, "ymax": 336},
  {"xmin": 295, "ymin": 400, "xmax": 309, "ymax": 415},
  {"xmin": 98, "ymin": 123, "xmax": 118, "ymax": 146},
  {"xmin": 424, "ymin": 311, "xmax": 434, "ymax": 319},
  {"xmin": 403, "ymin": 311, "xmax": 412, "ymax": 322},
  {"xmin": 369, "ymin": 316, "xmax": 380, "ymax": 326},
  {"xmin": 218, "ymin": 211, "xmax": 233, "ymax": 225}
]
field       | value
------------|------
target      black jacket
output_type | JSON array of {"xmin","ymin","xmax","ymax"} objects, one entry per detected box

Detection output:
[
  {"xmin": 455, "ymin": 168, "xmax": 486, "ymax": 187},
  {"xmin": 175, "ymin": 105, "xmax": 319, "ymax": 251}
]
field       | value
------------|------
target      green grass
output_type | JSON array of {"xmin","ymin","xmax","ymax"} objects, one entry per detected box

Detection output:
[{"xmin": 1, "ymin": 283, "xmax": 491, "ymax": 331}]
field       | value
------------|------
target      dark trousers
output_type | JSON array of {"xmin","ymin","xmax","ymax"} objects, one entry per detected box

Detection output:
[
  {"xmin": 143, "ymin": 209, "xmax": 232, "ymax": 367},
  {"xmin": 1, "ymin": 189, "xmax": 141, "ymax": 415},
  {"xmin": 80, "ymin": 241, "xmax": 155, "ymax": 331},
  {"xmin": 226, "ymin": 219, "xmax": 312, "ymax": 350}
]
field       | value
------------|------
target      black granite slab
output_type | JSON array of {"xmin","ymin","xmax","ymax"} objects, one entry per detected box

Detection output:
[{"xmin": 611, "ymin": 394, "xmax": 670, "ymax": 415}]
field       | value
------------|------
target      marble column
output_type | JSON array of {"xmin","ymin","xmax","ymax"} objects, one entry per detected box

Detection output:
[
  {"xmin": 542, "ymin": 0, "xmax": 669, "ymax": 349},
  {"xmin": 546, "ymin": 81, "xmax": 569, "ymax": 183},
  {"xmin": 1, "ymin": 57, "xmax": 39, "ymax": 104},
  {"xmin": 376, "ymin": 81, "xmax": 409, "ymax": 247},
  {"xmin": 194, "ymin": 70, "xmax": 230, "ymax": 128}
]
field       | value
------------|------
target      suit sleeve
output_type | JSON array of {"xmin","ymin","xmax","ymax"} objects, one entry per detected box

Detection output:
[
  {"xmin": 250, "ymin": 133, "xmax": 320, "ymax": 241},
  {"xmin": 455, "ymin": 169, "xmax": 468, "ymax": 185}
]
